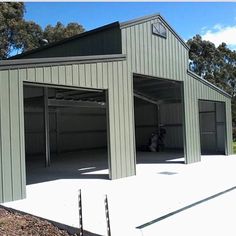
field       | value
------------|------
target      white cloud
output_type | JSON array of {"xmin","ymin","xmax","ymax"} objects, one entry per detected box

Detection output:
[
  {"xmin": 201, "ymin": 24, "xmax": 236, "ymax": 50},
  {"xmin": 213, "ymin": 24, "xmax": 222, "ymax": 30}
]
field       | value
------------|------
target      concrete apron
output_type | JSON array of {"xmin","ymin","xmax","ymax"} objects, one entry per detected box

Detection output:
[{"xmin": 3, "ymin": 154, "xmax": 236, "ymax": 236}]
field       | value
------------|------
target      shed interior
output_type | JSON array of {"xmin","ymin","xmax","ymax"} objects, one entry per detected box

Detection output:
[
  {"xmin": 133, "ymin": 75, "xmax": 185, "ymax": 164},
  {"xmin": 23, "ymin": 85, "xmax": 109, "ymax": 184}
]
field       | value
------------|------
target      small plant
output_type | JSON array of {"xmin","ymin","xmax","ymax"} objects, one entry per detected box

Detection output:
[{"xmin": 233, "ymin": 142, "xmax": 236, "ymax": 154}]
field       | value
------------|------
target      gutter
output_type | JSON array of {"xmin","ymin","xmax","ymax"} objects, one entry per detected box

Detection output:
[{"xmin": 0, "ymin": 54, "xmax": 126, "ymax": 70}]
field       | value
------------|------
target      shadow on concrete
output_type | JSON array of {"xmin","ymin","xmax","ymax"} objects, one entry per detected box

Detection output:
[
  {"xmin": 136, "ymin": 150, "xmax": 185, "ymax": 164},
  {"xmin": 26, "ymin": 150, "xmax": 185, "ymax": 185},
  {"xmin": 26, "ymin": 150, "xmax": 109, "ymax": 185}
]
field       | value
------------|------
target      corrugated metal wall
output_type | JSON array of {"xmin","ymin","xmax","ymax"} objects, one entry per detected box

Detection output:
[
  {"xmin": 134, "ymin": 100, "xmax": 184, "ymax": 150},
  {"xmin": 121, "ymin": 15, "xmax": 232, "ymax": 164},
  {"xmin": 0, "ymin": 71, "xmax": 26, "ymax": 203},
  {"xmin": 0, "ymin": 59, "xmax": 136, "ymax": 202},
  {"xmin": 24, "ymin": 106, "xmax": 107, "ymax": 155},
  {"xmin": 0, "ymin": 15, "xmax": 233, "ymax": 204},
  {"xmin": 121, "ymin": 18, "xmax": 189, "ymax": 81},
  {"xmin": 159, "ymin": 103, "xmax": 183, "ymax": 149},
  {"xmin": 183, "ymin": 74, "xmax": 233, "ymax": 164},
  {"xmin": 134, "ymin": 99, "xmax": 158, "ymax": 148}
]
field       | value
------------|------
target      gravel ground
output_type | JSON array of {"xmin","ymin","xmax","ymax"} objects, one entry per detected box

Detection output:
[{"xmin": 0, "ymin": 206, "xmax": 77, "ymax": 236}]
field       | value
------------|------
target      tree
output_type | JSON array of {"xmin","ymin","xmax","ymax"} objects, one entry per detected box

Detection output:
[
  {"xmin": 0, "ymin": 2, "xmax": 25, "ymax": 59},
  {"xmin": 0, "ymin": 2, "xmax": 85, "ymax": 57},
  {"xmin": 187, "ymin": 35, "xmax": 236, "ymax": 95},
  {"xmin": 17, "ymin": 20, "xmax": 44, "ymax": 52},
  {"xmin": 188, "ymin": 34, "xmax": 216, "ymax": 78},
  {"xmin": 187, "ymin": 35, "xmax": 236, "ymax": 139},
  {"xmin": 43, "ymin": 22, "xmax": 84, "ymax": 44}
]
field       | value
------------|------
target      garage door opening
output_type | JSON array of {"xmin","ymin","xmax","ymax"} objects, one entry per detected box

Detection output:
[
  {"xmin": 133, "ymin": 75, "xmax": 185, "ymax": 164},
  {"xmin": 23, "ymin": 84, "xmax": 110, "ymax": 184},
  {"xmin": 199, "ymin": 100, "xmax": 226, "ymax": 155}
]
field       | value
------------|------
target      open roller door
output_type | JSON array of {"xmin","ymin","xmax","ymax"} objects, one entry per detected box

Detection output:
[
  {"xmin": 23, "ymin": 84, "xmax": 110, "ymax": 184},
  {"xmin": 133, "ymin": 74, "xmax": 186, "ymax": 164}
]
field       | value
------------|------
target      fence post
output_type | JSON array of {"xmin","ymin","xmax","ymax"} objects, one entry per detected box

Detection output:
[
  {"xmin": 78, "ymin": 189, "xmax": 83, "ymax": 236},
  {"xmin": 104, "ymin": 194, "xmax": 111, "ymax": 236}
]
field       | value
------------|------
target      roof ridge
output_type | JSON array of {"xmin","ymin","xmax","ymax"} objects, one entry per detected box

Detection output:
[
  {"xmin": 120, "ymin": 13, "xmax": 189, "ymax": 50},
  {"xmin": 120, "ymin": 13, "xmax": 160, "ymax": 27}
]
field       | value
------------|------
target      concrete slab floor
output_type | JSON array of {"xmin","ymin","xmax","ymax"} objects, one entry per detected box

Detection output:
[{"xmin": 3, "ymin": 151, "xmax": 236, "ymax": 236}]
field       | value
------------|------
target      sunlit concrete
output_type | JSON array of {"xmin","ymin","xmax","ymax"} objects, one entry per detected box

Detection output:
[{"xmin": 3, "ymin": 151, "xmax": 236, "ymax": 236}]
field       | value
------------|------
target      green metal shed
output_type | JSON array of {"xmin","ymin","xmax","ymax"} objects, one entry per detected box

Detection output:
[{"xmin": 0, "ymin": 13, "xmax": 233, "ymax": 203}]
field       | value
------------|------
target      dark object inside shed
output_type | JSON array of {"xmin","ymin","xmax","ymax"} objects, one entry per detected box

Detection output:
[{"xmin": 133, "ymin": 75, "xmax": 185, "ymax": 164}]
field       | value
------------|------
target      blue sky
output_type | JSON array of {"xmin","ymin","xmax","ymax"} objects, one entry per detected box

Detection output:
[{"xmin": 25, "ymin": 2, "xmax": 236, "ymax": 49}]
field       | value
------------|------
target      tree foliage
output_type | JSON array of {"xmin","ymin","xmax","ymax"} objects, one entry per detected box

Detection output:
[
  {"xmin": 0, "ymin": 3, "xmax": 85, "ymax": 59},
  {"xmin": 43, "ymin": 22, "xmax": 84, "ymax": 44},
  {"xmin": 17, "ymin": 20, "xmax": 44, "ymax": 52},
  {"xmin": 187, "ymin": 35, "xmax": 236, "ymax": 95},
  {"xmin": 187, "ymin": 35, "xmax": 236, "ymax": 139},
  {"xmin": 0, "ymin": 2, "xmax": 25, "ymax": 59}
]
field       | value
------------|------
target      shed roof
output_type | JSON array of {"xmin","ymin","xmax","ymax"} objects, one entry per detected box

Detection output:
[
  {"xmin": 10, "ymin": 22, "xmax": 120, "ymax": 59},
  {"xmin": 10, "ymin": 13, "xmax": 189, "ymax": 60},
  {"xmin": 3, "ymin": 13, "xmax": 230, "ymax": 100}
]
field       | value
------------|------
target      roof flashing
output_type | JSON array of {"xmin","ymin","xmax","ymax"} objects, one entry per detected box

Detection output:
[
  {"xmin": 0, "ymin": 54, "xmax": 126, "ymax": 70},
  {"xmin": 120, "ymin": 13, "xmax": 161, "ymax": 28}
]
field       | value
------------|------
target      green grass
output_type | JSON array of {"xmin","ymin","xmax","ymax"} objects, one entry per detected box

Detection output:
[{"xmin": 233, "ymin": 142, "xmax": 236, "ymax": 154}]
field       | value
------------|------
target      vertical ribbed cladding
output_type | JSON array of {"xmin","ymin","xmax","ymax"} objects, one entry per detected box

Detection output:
[
  {"xmin": 183, "ymin": 74, "xmax": 202, "ymax": 164},
  {"xmin": 183, "ymin": 76, "xmax": 191, "ymax": 163},
  {"xmin": 121, "ymin": 16, "xmax": 191, "ymax": 165},
  {"xmin": 111, "ymin": 61, "xmax": 121, "ymax": 178},
  {"xmin": 0, "ymin": 70, "xmax": 13, "ymax": 201},
  {"xmin": 120, "ymin": 15, "xmax": 232, "ymax": 164},
  {"xmin": 184, "ymin": 74, "xmax": 233, "ymax": 164},
  {"xmin": 0, "ymin": 14, "xmax": 233, "ymax": 204},
  {"xmin": 0, "ymin": 58, "xmax": 136, "ymax": 203},
  {"xmin": 18, "ymin": 73, "xmax": 26, "ymax": 199},
  {"xmin": 22, "ymin": 61, "xmax": 135, "ymax": 180},
  {"xmin": 121, "ymin": 16, "xmax": 188, "ymax": 81},
  {"xmin": 106, "ymin": 61, "xmax": 135, "ymax": 179},
  {"xmin": 9, "ymin": 70, "xmax": 22, "ymax": 200},
  {"xmin": 0, "ymin": 69, "xmax": 26, "ymax": 202},
  {"xmin": 225, "ymin": 99, "xmax": 233, "ymax": 155},
  {"xmin": 121, "ymin": 28, "xmax": 136, "ymax": 174},
  {"xmin": 0, "ymin": 72, "xmax": 3, "ymax": 203},
  {"xmin": 159, "ymin": 103, "xmax": 183, "ymax": 149}
]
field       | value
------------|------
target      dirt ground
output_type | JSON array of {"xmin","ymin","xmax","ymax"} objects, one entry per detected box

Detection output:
[{"xmin": 0, "ymin": 206, "xmax": 77, "ymax": 236}]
